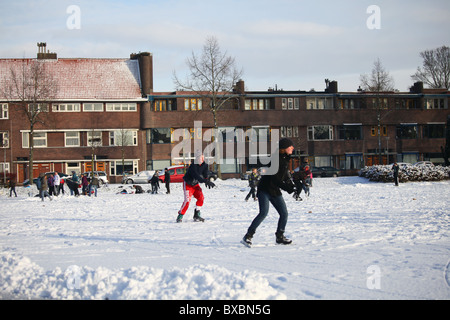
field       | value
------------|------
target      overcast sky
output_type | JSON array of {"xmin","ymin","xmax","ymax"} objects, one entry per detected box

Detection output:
[{"xmin": 0, "ymin": 0, "xmax": 449, "ymax": 92}]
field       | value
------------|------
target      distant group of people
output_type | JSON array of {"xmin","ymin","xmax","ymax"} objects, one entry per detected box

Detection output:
[
  {"xmin": 292, "ymin": 159, "xmax": 313, "ymax": 201},
  {"xmin": 33, "ymin": 171, "xmax": 100, "ymax": 201},
  {"xmin": 124, "ymin": 168, "xmax": 171, "ymax": 195},
  {"xmin": 35, "ymin": 172, "xmax": 63, "ymax": 201}
]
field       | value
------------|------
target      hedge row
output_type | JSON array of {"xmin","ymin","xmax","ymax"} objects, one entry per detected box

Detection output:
[{"xmin": 359, "ymin": 164, "xmax": 450, "ymax": 182}]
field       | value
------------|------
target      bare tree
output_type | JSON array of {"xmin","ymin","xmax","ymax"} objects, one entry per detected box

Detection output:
[
  {"xmin": 174, "ymin": 36, "xmax": 243, "ymax": 128},
  {"xmin": 412, "ymin": 45, "xmax": 450, "ymax": 89},
  {"xmin": 360, "ymin": 58, "xmax": 395, "ymax": 92},
  {"xmin": 360, "ymin": 58, "xmax": 395, "ymax": 165},
  {"xmin": 173, "ymin": 36, "xmax": 243, "ymax": 176},
  {"xmin": 1, "ymin": 59, "xmax": 58, "ymax": 184}
]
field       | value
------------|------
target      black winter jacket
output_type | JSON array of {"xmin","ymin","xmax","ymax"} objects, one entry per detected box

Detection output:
[
  {"xmin": 183, "ymin": 162, "xmax": 209, "ymax": 186},
  {"xmin": 258, "ymin": 152, "xmax": 295, "ymax": 197}
]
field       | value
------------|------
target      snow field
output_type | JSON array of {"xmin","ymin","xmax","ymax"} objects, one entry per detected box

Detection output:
[{"xmin": 0, "ymin": 177, "xmax": 449, "ymax": 300}]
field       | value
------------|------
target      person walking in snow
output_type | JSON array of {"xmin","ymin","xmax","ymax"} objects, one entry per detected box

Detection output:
[
  {"xmin": 89, "ymin": 174, "xmax": 100, "ymax": 197},
  {"xmin": 150, "ymin": 171, "xmax": 160, "ymax": 194},
  {"xmin": 176, "ymin": 152, "xmax": 216, "ymax": 223},
  {"xmin": 66, "ymin": 177, "xmax": 80, "ymax": 197},
  {"xmin": 70, "ymin": 171, "xmax": 79, "ymax": 196},
  {"xmin": 245, "ymin": 168, "xmax": 260, "ymax": 201},
  {"xmin": 242, "ymin": 138, "xmax": 297, "ymax": 247},
  {"xmin": 38, "ymin": 173, "xmax": 52, "ymax": 201},
  {"xmin": 47, "ymin": 174, "xmax": 55, "ymax": 196},
  {"xmin": 8, "ymin": 178, "xmax": 17, "ymax": 197},
  {"xmin": 164, "ymin": 168, "xmax": 171, "ymax": 194},
  {"xmin": 293, "ymin": 165, "xmax": 312, "ymax": 201},
  {"xmin": 81, "ymin": 174, "xmax": 89, "ymax": 195},
  {"xmin": 53, "ymin": 172, "xmax": 61, "ymax": 196},
  {"xmin": 392, "ymin": 162, "xmax": 400, "ymax": 186}
]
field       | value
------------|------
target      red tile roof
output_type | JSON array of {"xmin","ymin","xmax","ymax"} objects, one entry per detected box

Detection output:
[{"xmin": 0, "ymin": 58, "xmax": 143, "ymax": 100}]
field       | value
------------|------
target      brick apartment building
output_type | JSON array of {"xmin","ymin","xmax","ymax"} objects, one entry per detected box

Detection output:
[
  {"xmin": 0, "ymin": 44, "xmax": 152, "ymax": 183},
  {"xmin": 1, "ymin": 44, "xmax": 449, "ymax": 183},
  {"xmin": 146, "ymin": 80, "xmax": 450, "ymax": 178}
]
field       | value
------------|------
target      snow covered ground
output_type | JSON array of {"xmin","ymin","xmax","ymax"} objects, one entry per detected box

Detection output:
[{"xmin": 1, "ymin": 177, "xmax": 449, "ymax": 300}]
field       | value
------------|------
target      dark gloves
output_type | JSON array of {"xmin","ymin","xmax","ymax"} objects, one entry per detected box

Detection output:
[{"xmin": 205, "ymin": 180, "xmax": 216, "ymax": 189}]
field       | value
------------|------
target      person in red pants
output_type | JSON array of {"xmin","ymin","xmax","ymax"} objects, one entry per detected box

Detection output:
[{"xmin": 177, "ymin": 153, "xmax": 215, "ymax": 223}]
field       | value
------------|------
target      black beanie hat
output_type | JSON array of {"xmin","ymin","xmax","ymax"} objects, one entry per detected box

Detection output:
[{"xmin": 279, "ymin": 138, "xmax": 294, "ymax": 149}]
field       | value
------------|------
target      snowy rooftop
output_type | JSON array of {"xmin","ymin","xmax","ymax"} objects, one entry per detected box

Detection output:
[{"xmin": 0, "ymin": 58, "xmax": 143, "ymax": 100}]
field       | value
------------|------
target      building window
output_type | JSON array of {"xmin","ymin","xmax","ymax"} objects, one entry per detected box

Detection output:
[
  {"xmin": 371, "ymin": 126, "xmax": 387, "ymax": 136},
  {"xmin": 65, "ymin": 131, "xmax": 80, "ymax": 147},
  {"xmin": 154, "ymin": 99, "xmax": 176, "ymax": 111},
  {"xmin": 308, "ymin": 125, "xmax": 333, "ymax": 140},
  {"xmin": 218, "ymin": 127, "xmax": 239, "ymax": 143},
  {"xmin": 110, "ymin": 160, "xmax": 137, "ymax": 176},
  {"xmin": 0, "ymin": 162, "xmax": 10, "ymax": 173},
  {"xmin": 338, "ymin": 124, "xmax": 362, "ymax": 140},
  {"xmin": 281, "ymin": 98, "xmax": 299, "ymax": 110},
  {"xmin": 83, "ymin": 103, "xmax": 104, "ymax": 112},
  {"xmin": 106, "ymin": 103, "xmax": 137, "ymax": 112},
  {"xmin": 306, "ymin": 97, "xmax": 333, "ymax": 110},
  {"xmin": 28, "ymin": 103, "xmax": 49, "ymax": 113},
  {"xmin": 149, "ymin": 128, "xmax": 171, "ymax": 144},
  {"xmin": 245, "ymin": 99, "xmax": 270, "ymax": 110},
  {"xmin": 22, "ymin": 132, "xmax": 47, "ymax": 148},
  {"xmin": 314, "ymin": 156, "xmax": 333, "ymax": 167},
  {"xmin": 109, "ymin": 130, "xmax": 138, "ymax": 146},
  {"xmin": 338, "ymin": 98, "xmax": 365, "ymax": 109},
  {"xmin": 424, "ymin": 98, "xmax": 447, "ymax": 109},
  {"xmin": 423, "ymin": 124, "xmax": 445, "ymax": 138},
  {"xmin": 394, "ymin": 99, "xmax": 419, "ymax": 109},
  {"xmin": 184, "ymin": 99, "xmax": 202, "ymax": 111},
  {"xmin": 342, "ymin": 154, "xmax": 363, "ymax": 170},
  {"xmin": 370, "ymin": 98, "xmax": 388, "ymax": 109},
  {"xmin": 52, "ymin": 103, "xmax": 81, "ymax": 112},
  {"xmin": 281, "ymin": 126, "xmax": 298, "ymax": 138},
  {"xmin": 396, "ymin": 124, "xmax": 418, "ymax": 139},
  {"xmin": 1, "ymin": 104, "xmax": 8, "ymax": 119},
  {"xmin": 248, "ymin": 126, "xmax": 271, "ymax": 143},
  {"xmin": 0, "ymin": 131, "xmax": 9, "ymax": 148},
  {"xmin": 87, "ymin": 131, "xmax": 102, "ymax": 146}
]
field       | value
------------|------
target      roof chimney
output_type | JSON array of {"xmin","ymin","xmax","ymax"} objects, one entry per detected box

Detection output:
[{"xmin": 37, "ymin": 42, "xmax": 57, "ymax": 60}]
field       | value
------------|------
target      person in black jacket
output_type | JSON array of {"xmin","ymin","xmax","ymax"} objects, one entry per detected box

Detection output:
[
  {"xmin": 245, "ymin": 168, "xmax": 260, "ymax": 201},
  {"xmin": 164, "ymin": 168, "xmax": 171, "ymax": 194},
  {"xmin": 392, "ymin": 162, "xmax": 400, "ymax": 186},
  {"xmin": 242, "ymin": 138, "xmax": 296, "ymax": 246},
  {"xmin": 177, "ymin": 153, "xmax": 215, "ymax": 223}
]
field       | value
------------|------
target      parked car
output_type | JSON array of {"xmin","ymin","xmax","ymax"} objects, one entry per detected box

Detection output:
[
  {"xmin": 311, "ymin": 166, "xmax": 341, "ymax": 177},
  {"xmin": 414, "ymin": 161, "xmax": 434, "ymax": 167},
  {"xmin": 82, "ymin": 171, "xmax": 109, "ymax": 185},
  {"xmin": 158, "ymin": 165, "xmax": 219, "ymax": 183},
  {"xmin": 158, "ymin": 165, "xmax": 186, "ymax": 183},
  {"xmin": 122, "ymin": 170, "xmax": 155, "ymax": 184}
]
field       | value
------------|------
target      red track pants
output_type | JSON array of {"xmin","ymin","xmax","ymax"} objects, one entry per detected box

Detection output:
[{"xmin": 178, "ymin": 182, "xmax": 204, "ymax": 215}]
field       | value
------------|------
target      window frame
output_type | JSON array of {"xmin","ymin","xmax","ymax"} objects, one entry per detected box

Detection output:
[{"xmin": 307, "ymin": 125, "xmax": 333, "ymax": 141}]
